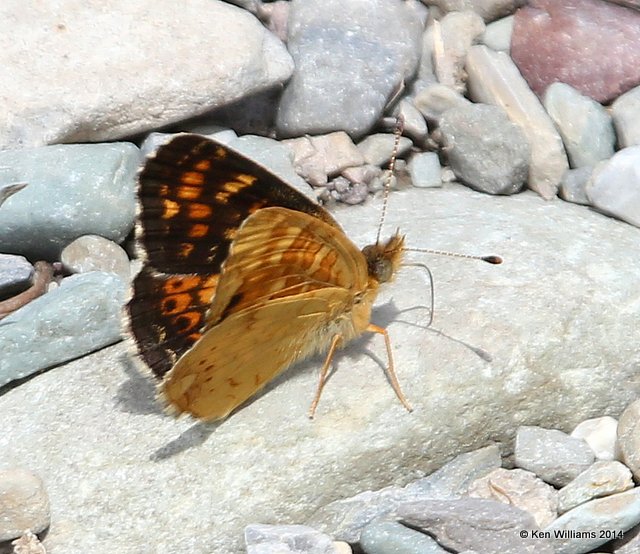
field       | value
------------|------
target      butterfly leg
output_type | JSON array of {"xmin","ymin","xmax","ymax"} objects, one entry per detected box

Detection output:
[
  {"xmin": 366, "ymin": 323, "xmax": 413, "ymax": 413},
  {"xmin": 308, "ymin": 333, "xmax": 343, "ymax": 419}
]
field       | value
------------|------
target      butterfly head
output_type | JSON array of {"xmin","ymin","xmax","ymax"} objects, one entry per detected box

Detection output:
[{"xmin": 362, "ymin": 233, "xmax": 405, "ymax": 284}]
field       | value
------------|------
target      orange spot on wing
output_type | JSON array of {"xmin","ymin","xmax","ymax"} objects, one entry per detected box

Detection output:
[
  {"xmin": 162, "ymin": 199, "xmax": 179, "ymax": 218},
  {"xmin": 181, "ymin": 171, "xmax": 205, "ymax": 186},
  {"xmin": 179, "ymin": 242, "xmax": 195, "ymax": 258},
  {"xmin": 164, "ymin": 276, "xmax": 202, "ymax": 293},
  {"xmin": 189, "ymin": 224, "xmax": 209, "ymax": 238},
  {"xmin": 194, "ymin": 159, "xmax": 211, "ymax": 171},
  {"xmin": 235, "ymin": 173, "xmax": 257, "ymax": 186},
  {"xmin": 177, "ymin": 185, "xmax": 202, "ymax": 200},
  {"xmin": 188, "ymin": 203, "xmax": 212, "ymax": 219}
]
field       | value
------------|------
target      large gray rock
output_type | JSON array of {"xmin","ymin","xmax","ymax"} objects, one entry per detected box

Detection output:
[
  {"xmin": 2, "ymin": 186, "xmax": 640, "ymax": 553},
  {"xmin": 0, "ymin": 0, "xmax": 293, "ymax": 148},
  {"xmin": 0, "ymin": 143, "xmax": 139, "ymax": 260},
  {"xmin": 276, "ymin": 0, "xmax": 423, "ymax": 138}
]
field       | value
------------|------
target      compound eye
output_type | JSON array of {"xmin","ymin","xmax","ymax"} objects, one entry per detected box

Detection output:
[{"xmin": 375, "ymin": 259, "xmax": 392, "ymax": 283}]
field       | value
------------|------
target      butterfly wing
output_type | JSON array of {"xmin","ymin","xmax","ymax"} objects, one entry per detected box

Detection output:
[
  {"xmin": 127, "ymin": 134, "xmax": 339, "ymax": 379},
  {"xmin": 162, "ymin": 207, "xmax": 371, "ymax": 420}
]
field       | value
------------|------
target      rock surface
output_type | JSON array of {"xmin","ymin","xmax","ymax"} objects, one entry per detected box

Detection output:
[
  {"xmin": 511, "ymin": 0, "xmax": 640, "ymax": 103},
  {"xmin": 276, "ymin": 0, "xmax": 422, "ymax": 138},
  {"xmin": 466, "ymin": 45, "xmax": 568, "ymax": 198},
  {"xmin": 2, "ymin": 186, "xmax": 640, "ymax": 553},
  {"xmin": 0, "ymin": 143, "xmax": 139, "ymax": 260},
  {"xmin": 0, "ymin": 0, "xmax": 293, "ymax": 148},
  {"xmin": 0, "ymin": 272, "xmax": 126, "ymax": 388}
]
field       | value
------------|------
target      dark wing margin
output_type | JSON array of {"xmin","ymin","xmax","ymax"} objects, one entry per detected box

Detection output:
[{"xmin": 127, "ymin": 134, "xmax": 337, "ymax": 379}]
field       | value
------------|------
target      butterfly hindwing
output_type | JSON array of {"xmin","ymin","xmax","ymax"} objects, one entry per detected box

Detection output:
[
  {"xmin": 162, "ymin": 208, "xmax": 372, "ymax": 420},
  {"xmin": 128, "ymin": 134, "xmax": 340, "ymax": 379}
]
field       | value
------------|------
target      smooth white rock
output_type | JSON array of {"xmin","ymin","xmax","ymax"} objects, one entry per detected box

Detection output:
[
  {"xmin": 571, "ymin": 416, "xmax": 619, "ymax": 461},
  {"xmin": 482, "ymin": 15, "xmax": 513, "ymax": 52},
  {"xmin": 612, "ymin": 85, "xmax": 640, "ymax": 148},
  {"xmin": 587, "ymin": 146, "xmax": 640, "ymax": 228}
]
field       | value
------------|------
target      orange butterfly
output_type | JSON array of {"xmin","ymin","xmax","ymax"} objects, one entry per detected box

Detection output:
[{"xmin": 127, "ymin": 133, "xmax": 498, "ymax": 421}]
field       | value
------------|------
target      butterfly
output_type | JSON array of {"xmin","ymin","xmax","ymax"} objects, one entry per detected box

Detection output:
[{"xmin": 128, "ymin": 133, "xmax": 420, "ymax": 421}]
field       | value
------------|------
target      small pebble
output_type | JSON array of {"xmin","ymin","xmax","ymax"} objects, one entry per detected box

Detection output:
[
  {"xmin": 357, "ymin": 134, "xmax": 413, "ymax": 167},
  {"xmin": 413, "ymin": 83, "xmax": 471, "ymax": 125},
  {"xmin": 559, "ymin": 166, "xmax": 593, "ymax": 206},
  {"xmin": 514, "ymin": 426, "xmax": 595, "ymax": 487},
  {"xmin": 546, "ymin": 488, "xmax": 640, "ymax": 554},
  {"xmin": 392, "ymin": 99, "xmax": 428, "ymax": 143},
  {"xmin": 587, "ymin": 145, "xmax": 640, "ymax": 228},
  {"xmin": 612, "ymin": 85, "xmax": 640, "ymax": 148},
  {"xmin": 407, "ymin": 152, "xmax": 442, "ymax": 188},
  {"xmin": 571, "ymin": 416, "xmax": 619, "ymax": 461},
  {"xmin": 11, "ymin": 530, "xmax": 46, "ymax": 554},
  {"xmin": 398, "ymin": 497, "xmax": 551, "ymax": 554},
  {"xmin": 543, "ymin": 82, "xmax": 615, "ymax": 168},
  {"xmin": 439, "ymin": 103, "xmax": 529, "ymax": 194},
  {"xmin": 557, "ymin": 460, "xmax": 634, "ymax": 514},
  {"xmin": 0, "ymin": 468, "xmax": 50, "ymax": 542},
  {"xmin": 482, "ymin": 15, "xmax": 514, "ymax": 52},
  {"xmin": 284, "ymin": 132, "xmax": 365, "ymax": 187},
  {"xmin": 0, "ymin": 254, "xmax": 33, "ymax": 299},
  {"xmin": 61, "ymin": 234, "xmax": 130, "ymax": 281},
  {"xmin": 467, "ymin": 467, "xmax": 557, "ymax": 527}
]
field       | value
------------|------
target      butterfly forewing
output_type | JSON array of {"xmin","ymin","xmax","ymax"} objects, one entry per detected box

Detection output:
[{"xmin": 128, "ymin": 134, "xmax": 340, "ymax": 379}]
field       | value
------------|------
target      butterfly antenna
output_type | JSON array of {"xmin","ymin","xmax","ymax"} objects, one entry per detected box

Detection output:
[
  {"xmin": 405, "ymin": 247, "xmax": 503, "ymax": 265},
  {"xmin": 375, "ymin": 115, "xmax": 404, "ymax": 245}
]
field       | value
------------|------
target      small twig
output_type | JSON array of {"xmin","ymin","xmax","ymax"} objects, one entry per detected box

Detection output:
[{"xmin": 0, "ymin": 261, "xmax": 54, "ymax": 320}]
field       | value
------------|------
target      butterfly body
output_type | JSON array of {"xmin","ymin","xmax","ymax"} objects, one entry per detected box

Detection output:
[{"xmin": 127, "ymin": 134, "xmax": 408, "ymax": 421}]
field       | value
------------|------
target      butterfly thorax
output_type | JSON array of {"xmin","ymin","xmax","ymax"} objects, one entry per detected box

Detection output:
[{"xmin": 361, "ymin": 233, "xmax": 405, "ymax": 285}]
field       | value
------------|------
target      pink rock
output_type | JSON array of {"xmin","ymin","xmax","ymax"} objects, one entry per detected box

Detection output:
[{"xmin": 511, "ymin": 0, "xmax": 640, "ymax": 103}]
